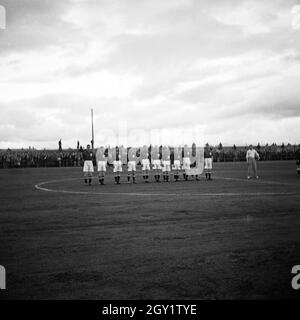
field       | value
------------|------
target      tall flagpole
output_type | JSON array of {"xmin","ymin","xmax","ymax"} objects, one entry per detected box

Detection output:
[{"xmin": 91, "ymin": 108, "xmax": 94, "ymax": 150}]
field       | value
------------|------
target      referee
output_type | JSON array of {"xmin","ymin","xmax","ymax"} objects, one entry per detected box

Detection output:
[{"xmin": 246, "ymin": 145, "xmax": 260, "ymax": 179}]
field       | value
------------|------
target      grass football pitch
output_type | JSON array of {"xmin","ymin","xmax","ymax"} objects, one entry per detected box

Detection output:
[{"xmin": 0, "ymin": 160, "xmax": 299, "ymax": 299}]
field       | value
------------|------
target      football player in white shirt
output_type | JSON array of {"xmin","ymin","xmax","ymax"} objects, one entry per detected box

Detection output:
[
  {"xmin": 246, "ymin": 145, "xmax": 260, "ymax": 179},
  {"xmin": 127, "ymin": 155, "xmax": 137, "ymax": 184},
  {"xmin": 113, "ymin": 151, "xmax": 122, "ymax": 184},
  {"xmin": 182, "ymin": 152, "xmax": 191, "ymax": 181},
  {"xmin": 162, "ymin": 158, "xmax": 171, "ymax": 182},
  {"xmin": 173, "ymin": 146, "xmax": 182, "ymax": 182},
  {"xmin": 162, "ymin": 146, "xmax": 171, "ymax": 182},
  {"xmin": 96, "ymin": 146, "xmax": 107, "ymax": 185},
  {"xmin": 151, "ymin": 146, "xmax": 162, "ymax": 182},
  {"xmin": 141, "ymin": 154, "xmax": 151, "ymax": 183}
]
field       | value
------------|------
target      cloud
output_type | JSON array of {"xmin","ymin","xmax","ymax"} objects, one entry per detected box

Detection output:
[{"xmin": 0, "ymin": 0, "xmax": 299, "ymax": 148}]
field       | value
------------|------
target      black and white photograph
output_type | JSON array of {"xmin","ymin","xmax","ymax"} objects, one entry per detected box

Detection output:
[{"xmin": 0, "ymin": 0, "xmax": 300, "ymax": 309}]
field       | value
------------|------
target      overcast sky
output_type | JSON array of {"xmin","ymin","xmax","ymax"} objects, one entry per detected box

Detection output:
[{"xmin": 0, "ymin": 0, "xmax": 300, "ymax": 148}]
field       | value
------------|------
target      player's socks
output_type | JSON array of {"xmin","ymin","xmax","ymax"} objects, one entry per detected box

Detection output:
[
  {"xmin": 127, "ymin": 175, "xmax": 131, "ymax": 183},
  {"xmin": 133, "ymin": 176, "xmax": 136, "ymax": 184},
  {"xmin": 208, "ymin": 173, "xmax": 212, "ymax": 180},
  {"xmin": 114, "ymin": 176, "xmax": 118, "ymax": 184},
  {"xmin": 88, "ymin": 178, "xmax": 92, "ymax": 185},
  {"xmin": 117, "ymin": 176, "xmax": 120, "ymax": 184},
  {"xmin": 84, "ymin": 178, "xmax": 87, "ymax": 184},
  {"xmin": 205, "ymin": 173, "xmax": 208, "ymax": 180},
  {"xmin": 196, "ymin": 175, "xmax": 199, "ymax": 181}
]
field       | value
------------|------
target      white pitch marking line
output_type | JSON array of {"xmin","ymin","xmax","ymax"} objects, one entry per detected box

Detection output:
[
  {"xmin": 34, "ymin": 177, "xmax": 299, "ymax": 197},
  {"xmin": 214, "ymin": 176, "xmax": 292, "ymax": 186}
]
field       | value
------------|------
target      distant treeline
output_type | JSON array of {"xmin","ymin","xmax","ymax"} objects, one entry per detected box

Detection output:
[{"xmin": 0, "ymin": 143, "xmax": 299, "ymax": 169}]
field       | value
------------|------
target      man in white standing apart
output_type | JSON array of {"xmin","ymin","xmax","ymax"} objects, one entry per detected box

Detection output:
[{"xmin": 246, "ymin": 145, "xmax": 260, "ymax": 179}]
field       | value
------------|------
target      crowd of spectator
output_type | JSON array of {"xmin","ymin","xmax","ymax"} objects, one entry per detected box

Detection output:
[
  {"xmin": 212, "ymin": 143, "xmax": 300, "ymax": 162},
  {"xmin": 0, "ymin": 148, "xmax": 84, "ymax": 169},
  {"xmin": 0, "ymin": 143, "xmax": 299, "ymax": 169}
]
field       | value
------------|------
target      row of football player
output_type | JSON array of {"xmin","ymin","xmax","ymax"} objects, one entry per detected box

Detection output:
[{"xmin": 83, "ymin": 157, "xmax": 213, "ymax": 185}]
